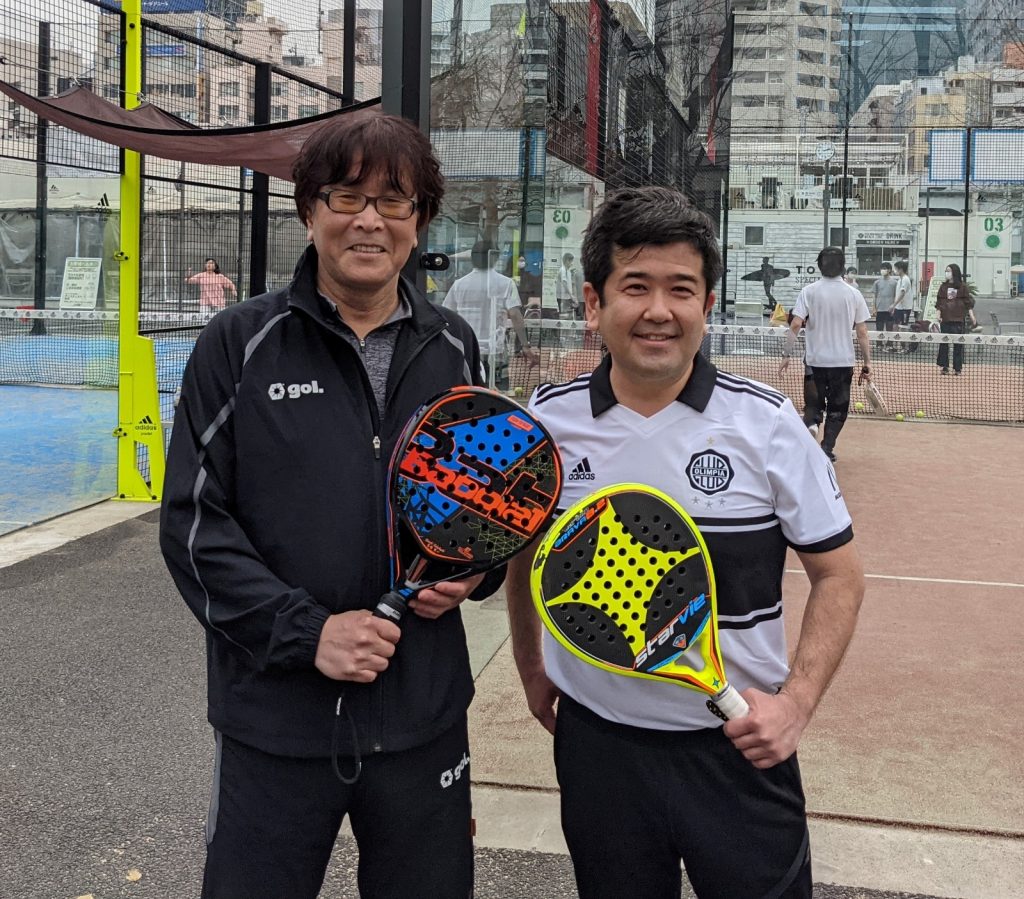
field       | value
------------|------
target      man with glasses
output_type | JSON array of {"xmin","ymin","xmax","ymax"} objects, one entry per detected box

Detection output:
[{"xmin": 161, "ymin": 110, "xmax": 502, "ymax": 899}]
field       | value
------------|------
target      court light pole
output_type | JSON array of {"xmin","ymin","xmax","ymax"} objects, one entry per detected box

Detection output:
[{"xmin": 816, "ymin": 138, "xmax": 836, "ymax": 247}]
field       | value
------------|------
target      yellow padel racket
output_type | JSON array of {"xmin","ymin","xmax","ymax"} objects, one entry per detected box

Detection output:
[{"xmin": 531, "ymin": 483, "xmax": 749, "ymax": 721}]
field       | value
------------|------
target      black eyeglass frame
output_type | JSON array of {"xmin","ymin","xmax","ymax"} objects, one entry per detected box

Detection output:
[{"xmin": 316, "ymin": 189, "xmax": 420, "ymax": 220}]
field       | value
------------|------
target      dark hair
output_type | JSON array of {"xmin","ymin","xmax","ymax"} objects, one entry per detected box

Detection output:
[
  {"xmin": 292, "ymin": 110, "xmax": 444, "ymax": 228},
  {"xmin": 581, "ymin": 186, "xmax": 723, "ymax": 302},
  {"xmin": 945, "ymin": 262, "xmax": 963, "ymax": 286},
  {"xmin": 204, "ymin": 257, "xmax": 221, "ymax": 274},
  {"xmin": 879, "ymin": 262, "xmax": 892, "ymax": 272},
  {"xmin": 817, "ymin": 246, "xmax": 845, "ymax": 278},
  {"xmin": 893, "ymin": 260, "xmax": 908, "ymax": 274},
  {"xmin": 846, "ymin": 266, "xmax": 858, "ymax": 275},
  {"xmin": 471, "ymin": 240, "xmax": 494, "ymax": 269}
]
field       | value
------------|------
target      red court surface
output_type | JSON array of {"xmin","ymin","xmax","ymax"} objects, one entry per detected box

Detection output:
[{"xmin": 788, "ymin": 417, "xmax": 1024, "ymax": 835}]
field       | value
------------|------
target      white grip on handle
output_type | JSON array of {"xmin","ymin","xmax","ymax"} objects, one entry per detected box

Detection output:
[{"xmin": 712, "ymin": 684, "xmax": 750, "ymax": 720}]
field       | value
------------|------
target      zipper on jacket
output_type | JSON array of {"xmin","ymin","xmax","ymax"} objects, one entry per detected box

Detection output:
[{"xmin": 372, "ymin": 435, "xmax": 380, "ymax": 459}]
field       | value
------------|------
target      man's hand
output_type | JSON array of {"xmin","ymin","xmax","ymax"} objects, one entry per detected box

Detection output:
[
  {"xmin": 722, "ymin": 688, "xmax": 810, "ymax": 769},
  {"xmin": 315, "ymin": 610, "xmax": 401, "ymax": 682},
  {"xmin": 518, "ymin": 661, "xmax": 559, "ymax": 734},
  {"xmin": 523, "ymin": 345, "xmax": 541, "ymax": 367},
  {"xmin": 778, "ymin": 356, "xmax": 792, "ymax": 376},
  {"xmin": 408, "ymin": 572, "xmax": 486, "ymax": 619}
]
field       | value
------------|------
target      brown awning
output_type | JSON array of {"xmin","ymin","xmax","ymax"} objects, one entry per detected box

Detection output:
[{"xmin": 0, "ymin": 82, "xmax": 378, "ymax": 182}]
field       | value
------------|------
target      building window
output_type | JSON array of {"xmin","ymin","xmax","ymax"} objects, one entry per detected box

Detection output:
[
  {"xmin": 737, "ymin": 72, "xmax": 767, "ymax": 84},
  {"xmin": 298, "ymin": 104, "xmax": 319, "ymax": 117},
  {"xmin": 797, "ymin": 74, "xmax": 825, "ymax": 88},
  {"xmin": 796, "ymin": 97, "xmax": 823, "ymax": 111},
  {"xmin": 171, "ymin": 83, "xmax": 196, "ymax": 98},
  {"xmin": 799, "ymin": 2, "xmax": 827, "ymax": 15},
  {"xmin": 745, "ymin": 226, "xmax": 764, "ymax": 245},
  {"xmin": 829, "ymin": 227, "xmax": 849, "ymax": 247},
  {"xmin": 272, "ymin": 105, "xmax": 289, "ymax": 120},
  {"xmin": 271, "ymin": 83, "xmax": 289, "ymax": 97},
  {"xmin": 219, "ymin": 81, "xmax": 240, "ymax": 97},
  {"xmin": 798, "ymin": 50, "xmax": 825, "ymax": 65},
  {"xmin": 741, "ymin": 97, "xmax": 766, "ymax": 107},
  {"xmin": 218, "ymin": 104, "xmax": 239, "ymax": 119},
  {"xmin": 797, "ymin": 26, "xmax": 827, "ymax": 40}
]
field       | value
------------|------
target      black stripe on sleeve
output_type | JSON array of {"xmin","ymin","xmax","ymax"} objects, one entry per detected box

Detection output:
[
  {"xmin": 788, "ymin": 524, "xmax": 854, "ymax": 554},
  {"xmin": 714, "ymin": 378, "xmax": 786, "ymax": 407},
  {"xmin": 719, "ymin": 605, "xmax": 784, "ymax": 631},
  {"xmin": 533, "ymin": 379, "xmax": 591, "ymax": 405}
]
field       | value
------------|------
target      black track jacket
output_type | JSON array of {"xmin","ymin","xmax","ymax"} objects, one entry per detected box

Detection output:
[{"xmin": 160, "ymin": 245, "xmax": 502, "ymax": 758}]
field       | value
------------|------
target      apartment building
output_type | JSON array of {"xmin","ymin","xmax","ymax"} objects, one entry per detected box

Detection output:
[{"xmin": 730, "ymin": 0, "xmax": 841, "ymax": 131}]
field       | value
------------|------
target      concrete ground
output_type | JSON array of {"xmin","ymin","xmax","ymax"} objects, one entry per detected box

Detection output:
[{"xmin": 2, "ymin": 418, "xmax": 1022, "ymax": 898}]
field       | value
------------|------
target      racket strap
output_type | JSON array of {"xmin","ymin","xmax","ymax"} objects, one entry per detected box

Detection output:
[{"xmin": 330, "ymin": 692, "xmax": 362, "ymax": 785}]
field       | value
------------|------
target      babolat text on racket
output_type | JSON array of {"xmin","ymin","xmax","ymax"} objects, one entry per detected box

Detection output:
[
  {"xmin": 531, "ymin": 483, "xmax": 749, "ymax": 720},
  {"xmin": 374, "ymin": 386, "xmax": 562, "ymax": 623}
]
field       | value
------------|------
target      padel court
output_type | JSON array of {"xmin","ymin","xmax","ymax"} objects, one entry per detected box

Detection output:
[
  {"xmin": 469, "ymin": 416, "xmax": 1024, "ymax": 842},
  {"xmin": 0, "ymin": 385, "xmax": 117, "ymax": 535}
]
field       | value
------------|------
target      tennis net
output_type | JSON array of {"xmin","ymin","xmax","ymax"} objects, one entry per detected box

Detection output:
[
  {"xmin": 505, "ymin": 320, "xmax": 1024, "ymax": 424},
  {"xmin": 4, "ymin": 312, "xmax": 1021, "ymax": 425},
  {"xmin": 0, "ymin": 308, "xmax": 207, "ymax": 425}
]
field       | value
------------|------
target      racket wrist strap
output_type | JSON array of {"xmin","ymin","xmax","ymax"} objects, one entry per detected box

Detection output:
[{"xmin": 373, "ymin": 591, "xmax": 408, "ymax": 623}]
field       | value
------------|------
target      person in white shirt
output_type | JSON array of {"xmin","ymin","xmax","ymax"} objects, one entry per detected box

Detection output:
[
  {"xmin": 892, "ymin": 260, "xmax": 913, "ymax": 328},
  {"xmin": 443, "ymin": 241, "xmax": 539, "ymax": 383},
  {"xmin": 780, "ymin": 247, "xmax": 872, "ymax": 463},
  {"xmin": 506, "ymin": 187, "xmax": 864, "ymax": 899},
  {"xmin": 557, "ymin": 252, "xmax": 580, "ymax": 318}
]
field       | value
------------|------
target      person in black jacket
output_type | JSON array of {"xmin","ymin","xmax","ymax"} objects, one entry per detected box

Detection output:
[{"xmin": 160, "ymin": 110, "xmax": 502, "ymax": 899}]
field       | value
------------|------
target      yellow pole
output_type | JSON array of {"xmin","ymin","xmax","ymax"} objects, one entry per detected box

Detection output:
[{"xmin": 114, "ymin": 0, "xmax": 163, "ymax": 501}]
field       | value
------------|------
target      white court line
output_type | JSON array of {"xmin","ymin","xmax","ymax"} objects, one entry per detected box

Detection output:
[{"xmin": 785, "ymin": 569, "xmax": 1024, "ymax": 590}]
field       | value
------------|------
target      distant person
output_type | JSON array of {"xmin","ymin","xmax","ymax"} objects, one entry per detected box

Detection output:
[
  {"xmin": 843, "ymin": 266, "xmax": 859, "ymax": 287},
  {"xmin": 780, "ymin": 247, "xmax": 872, "ymax": 463},
  {"xmin": 443, "ymin": 241, "xmax": 540, "ymax": 381},
  {"xmin": 935, "ymin": 263, "xmax": 974, "ymax": 375},
  {"xmin": 760, "ymin": 256, "xmax": 777, "ymax": 312},
  {"xmin": 185, "ymin": 258, "xmax": 237, "ymax": 311},
  {"xmin": 892, "ymin": 260, "xmax": 913, "ymax": 328},
  {"xmin": 873, "ymin": 262, "xmax": 898, "ymax": 350},
  {"xmin": 516, "ymin": 255, "xmax": 542, "ymax": 306},
  {"xmin": 557, "ymin": 253, "xmax": 580, "ymax": 318}
]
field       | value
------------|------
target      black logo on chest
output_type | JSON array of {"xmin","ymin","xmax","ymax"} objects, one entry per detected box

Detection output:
[{"xmin": 686, "ymin": 450, "xmax": 734, "ymax": 495}]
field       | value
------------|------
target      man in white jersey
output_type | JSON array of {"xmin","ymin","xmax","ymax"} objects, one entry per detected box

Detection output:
[
  {"xmin": 780, "ymin": 246, "xmax": 872, "ymax": 463},
  {"xmin": 443, "ymin": 240, "xmax": 539, "ymax": 383},
  {"xmin": 505, "ymin": 187, "xmax": 864, "ymax": 899}
]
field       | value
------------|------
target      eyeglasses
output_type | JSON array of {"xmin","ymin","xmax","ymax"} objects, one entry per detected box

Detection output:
[{"xmin": 317, "ymin": 189, "xmax": 419, "ymax": 220}]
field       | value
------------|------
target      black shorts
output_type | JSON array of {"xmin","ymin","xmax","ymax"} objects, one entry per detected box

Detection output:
[
  {"xmin": 554, "ymin": 696, "xmax": 811, "ymax": 899},
  {"xmin": 202, "ymin": 718, "xmax": 473, "ymax": 899}
]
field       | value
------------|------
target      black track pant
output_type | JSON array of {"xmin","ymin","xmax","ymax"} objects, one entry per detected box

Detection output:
[
  {"xmin": 804, "ymin": 366, "xmax": 853, "ymax": 453},
  {"xmin": 937, "ymin": 321, "xmax": 965, "ymax": 372},
  {"xmin": 555, "ymin": 696, "xmax": 812, "ymax": 899},
  {"xmin": 202, "ymin": 719, "xmax": 473, "ymax": 899}
]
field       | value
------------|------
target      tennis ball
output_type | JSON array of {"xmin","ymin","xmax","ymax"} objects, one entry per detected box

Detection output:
[
  {"xmin": 915, "ymin": 410, "xmax": 925, "ymax": 418},
  {"xmin": 854, "ymin": 401, "xmax": 864, "ymax": 412},
  {"xmin": 895, "ymin": 413, "xmax": 904, "ymax": 422}
]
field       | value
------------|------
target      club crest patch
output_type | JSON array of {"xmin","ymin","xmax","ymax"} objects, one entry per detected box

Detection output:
[{"xmin": 686, "ymin": 450, "xmax": 734, "ymax": 495}]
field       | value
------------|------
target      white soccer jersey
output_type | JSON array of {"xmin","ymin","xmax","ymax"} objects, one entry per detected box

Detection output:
[
  {"xmin": 792, "ymin": 276, "xmax": 870, "ymax": 367},
  {"xmin": 527, "ymin": 353, "xmax": 854, "ymax": 730}
]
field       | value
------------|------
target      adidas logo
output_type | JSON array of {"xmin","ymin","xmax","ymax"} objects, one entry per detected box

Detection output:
[
  {"xmin": 567, "ymin": 457, "xmax": 596, "ymax": 481},
  {"xmin": 139, "ymin": 415, "xmax": 154, "ymax": 425}
]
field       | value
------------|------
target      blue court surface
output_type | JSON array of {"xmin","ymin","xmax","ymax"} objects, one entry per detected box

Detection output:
[{"xmin": 0, "ymin": 385, "xmax": 118, "ymax": 536}]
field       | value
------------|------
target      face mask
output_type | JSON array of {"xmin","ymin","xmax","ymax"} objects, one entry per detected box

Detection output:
[
  {"xmin": 945, "ymin": 271, "xmax": 952, "ymax": 279},
  {"xmin": 519, "ymin": 261, "xmax": 526, "ymax": 270}
]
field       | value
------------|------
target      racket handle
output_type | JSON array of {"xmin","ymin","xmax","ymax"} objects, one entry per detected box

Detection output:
[
  {"xmin": 707, "ymin": 684, "xmax": 749, "ymax": 721},
  {"xmin": 373, "ymin": 592, "xmax": 409, "ymax": 623}
]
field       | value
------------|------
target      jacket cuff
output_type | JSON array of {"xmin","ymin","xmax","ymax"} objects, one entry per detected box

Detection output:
[
  {"xmin": 282, "ymin": 601, "xmax": 332, "ymax": 669},
  {"xmin": 469, "ymin": 565, "xmax": 507, "ymax": 602}
]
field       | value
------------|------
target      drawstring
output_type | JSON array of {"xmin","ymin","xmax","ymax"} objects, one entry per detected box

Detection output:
[{"xmin": 331, "ymin": 692, "xmax": 362, "ymax": 785}]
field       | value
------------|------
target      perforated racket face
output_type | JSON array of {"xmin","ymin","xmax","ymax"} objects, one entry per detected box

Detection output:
[
  {"xmin": 532, "ymin": 484, "xmax": 727, "ymax": 696},
  {"xmin": 392, "ymin": 388, "xmax": 562, "ymax": 566}
]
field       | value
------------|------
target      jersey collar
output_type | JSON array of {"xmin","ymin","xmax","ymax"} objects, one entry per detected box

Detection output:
[{"xmin": 589, "ymin": 351, "xmax": 717, "ymax": 417}]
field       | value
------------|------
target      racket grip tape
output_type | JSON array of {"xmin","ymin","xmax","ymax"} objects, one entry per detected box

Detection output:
[
  {"xmin": 706, "ymin": 684, "xmax": 750, "ymax": 721},
  {"xmin": 373, "ymin": 592, "xmax": 409, "ymax": 623}
]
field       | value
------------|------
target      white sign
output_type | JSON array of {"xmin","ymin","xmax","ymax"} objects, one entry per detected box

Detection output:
[{"xmin": 59, "ymin": 258, "xmax": 103, "ymax": 310}]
